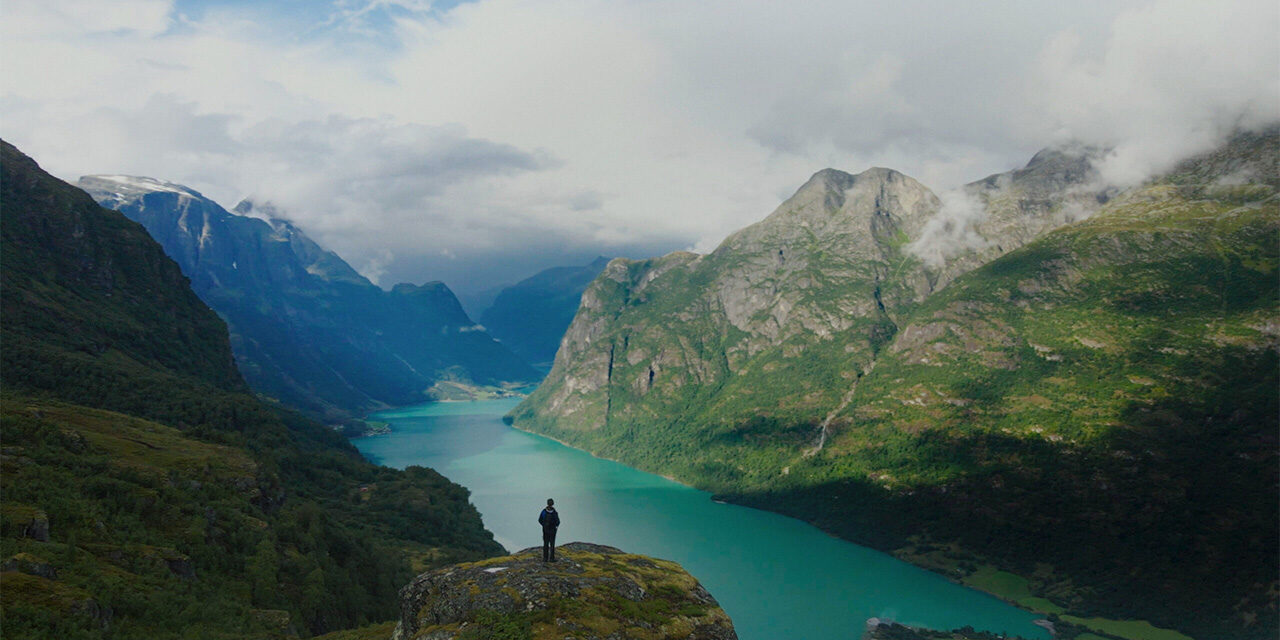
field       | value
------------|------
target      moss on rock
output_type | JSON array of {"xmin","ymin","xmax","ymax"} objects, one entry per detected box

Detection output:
[{"xmin": 394, "ymin": 542, "xmax": 736, "ymax": 640}]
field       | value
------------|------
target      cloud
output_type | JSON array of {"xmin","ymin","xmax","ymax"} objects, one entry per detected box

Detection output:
[
  {"xmin": 357, "ymin": 248, "xmax": 396, "ymax": 286},
  {"xmin": 2, "ymin": 0, "xmax": 1275, "ymax": 292},
  {"xmin": 233, "ymin": 114, "xmax": 555, "ymax": 223},
  {"xmin": 66, "ymin": 96, "xmax": 559, "ymax": 284},
  {"xmin": 567, "ymin": 191, "xmax": 604, "ymax": 212},
  {"xmin": 747, "ymin": 54, "xmax": 917, "ymax": 155},
  {"xmin": 905, "ymin": 190, "xmax": 989, "ymax": 268},
  {"xmin": 1030, "ymin": 0, "xmax": 1280, "ymax": 185},
  {"xmin": 5, "ymin": 0, "xmax": 173, "ymax": 37}
]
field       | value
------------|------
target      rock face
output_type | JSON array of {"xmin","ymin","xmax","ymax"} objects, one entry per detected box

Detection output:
[
  {"xmin": 394, "ymin": 542, "xmax": 737, "ymax": 640},
  {"xmin": 77, "ymin": 177, "xmax": 537, "ymax": 418},
  {"xmin": 511, "ymin": 129, "xmax": 1280, "ymax": 640},
  {"xmin": 3, "ymin": 553, "xmax": 57, "ymax": 579}
]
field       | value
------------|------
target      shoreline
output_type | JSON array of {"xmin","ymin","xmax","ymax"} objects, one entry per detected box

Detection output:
[
  {"xmin": 358, "ymin": 400, "xmax": 1185, "ymax": 640},
  {"xmin": 503, "ymin": 420, "xmax": 701, "ymax": 491},
  {"xmin": 370, "ymin": 402, "xmax": 1011, "ymax": 581}
]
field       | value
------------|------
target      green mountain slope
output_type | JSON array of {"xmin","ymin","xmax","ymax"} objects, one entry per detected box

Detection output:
[
  {"xmin": 510, "ymin": 130, "xmax": 1279, "ymax": 639},
  {"xmin": 2, "ymin": 150, "xmax": 246, "ymax": 413},
  {"xmin": 511, "ymin": 167, "xmax": 939, "ymax": 461},
  {"xmin": 1, "ymin": 140, "xmax": 503, "ymax": 638}
]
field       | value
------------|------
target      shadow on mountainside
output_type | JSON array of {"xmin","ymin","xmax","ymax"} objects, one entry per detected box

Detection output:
[{"xmin": 722, "ymin": 343, "xmax": 1278, "ymax": 640}]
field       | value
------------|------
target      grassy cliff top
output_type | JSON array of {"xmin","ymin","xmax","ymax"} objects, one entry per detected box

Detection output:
[{"xmin": 395, "ymin": 542, "xmax": 737, "ymax": 640}]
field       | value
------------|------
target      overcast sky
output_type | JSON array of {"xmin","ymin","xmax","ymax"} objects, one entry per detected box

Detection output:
[{"xmin": 3, "ymin": 0, "xmax": 1276, "ymax": 293}]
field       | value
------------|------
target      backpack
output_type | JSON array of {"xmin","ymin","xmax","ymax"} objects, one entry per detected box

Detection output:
[{"xmin": 538, "ymin": 507, "xmax": 559, "ymax": 528}]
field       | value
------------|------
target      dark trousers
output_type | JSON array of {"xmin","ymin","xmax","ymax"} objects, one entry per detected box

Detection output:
[{"xmin": 542, "ymin": 526, "xmax": 557, "ymax": 561}]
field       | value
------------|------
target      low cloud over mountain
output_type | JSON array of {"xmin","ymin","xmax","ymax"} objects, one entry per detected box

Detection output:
[{"xmin": 3, "ymin": 0, "xmax": 1275, "ymax": 292}]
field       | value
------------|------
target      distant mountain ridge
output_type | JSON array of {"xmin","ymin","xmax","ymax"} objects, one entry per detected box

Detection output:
[
  {"xmin": 511, "ymin": 129, "xmax": 1280, "ymax": 639},
  {"xmin": 479, "ymin": 256, "xmax": 612, "ymax": 365},
  {"xmin": 78, "ymin": 175, "xmax": 537, "ymax": 418}
]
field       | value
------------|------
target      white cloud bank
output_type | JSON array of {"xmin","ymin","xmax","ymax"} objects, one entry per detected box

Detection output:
[
  {"xmin": 1032, "ymin": 0, "xmax": 1280, "ymax": 186},
  {"xmin": 2, "ymin": 0, "xmax": 1276, "ymax": 290},
  {"xmin": 907, "ymin": 190, "xmax": 991, "ymax": 269}
]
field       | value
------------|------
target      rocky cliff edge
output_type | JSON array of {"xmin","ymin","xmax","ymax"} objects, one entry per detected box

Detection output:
[{"xmin": 393, "ymin": 542, "xmax": 737, "ymax": 640}]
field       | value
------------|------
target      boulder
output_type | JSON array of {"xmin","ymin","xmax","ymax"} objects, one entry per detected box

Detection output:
[
  {"xmin": 1, "ymin": 504, "xmax": 50, "ymax": 542},
  {"xmin": 2, "ymin": 552, "xmax": 57, "ymax": 579}
]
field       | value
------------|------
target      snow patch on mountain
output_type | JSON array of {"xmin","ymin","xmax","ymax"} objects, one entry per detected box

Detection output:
[{"xmin": 79, "ymin": 174, "xmax": 202, "ymax": 198}]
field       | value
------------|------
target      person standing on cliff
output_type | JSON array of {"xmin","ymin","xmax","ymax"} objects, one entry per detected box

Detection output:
[{"xmin": 538, "ymin": 498, "xmax": 560, "ymax": 562}]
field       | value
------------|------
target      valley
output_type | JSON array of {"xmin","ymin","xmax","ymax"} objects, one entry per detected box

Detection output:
[
  {"xmin": 4, "ymin": 3, "xmax": 1277, "ymax": 639},
  {"xmin": 2, "ymin": 128, "xmax": 1276, "ymax": 640}
]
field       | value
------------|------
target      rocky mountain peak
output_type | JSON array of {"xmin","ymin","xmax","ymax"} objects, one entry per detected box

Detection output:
[
  {"xmin": 907, "ymin": 142, "xmax": 1115, "ymax": 288},
  {"xmin": 718, "ymin": 166, "xmax": 939, "ymax": 255},
  {"xmin": 786, "ymin": 166, "xmax": 922, "ymax": 215},
  {"xmin": 798, "ymin": 166, "xmax": 859, "ymax": 191},
  {"xmin": 1024, "ymin": 142, "xmax": 1100, "ymax": 170},
  {"xmin": 975, "ymin": 143, "xmax": 1104, "ymax": 195}
]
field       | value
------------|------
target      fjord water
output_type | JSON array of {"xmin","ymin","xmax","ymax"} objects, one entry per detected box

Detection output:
[{"xmin": 356, "ymin": 398, "xmax": 1048, "ymax": 640}]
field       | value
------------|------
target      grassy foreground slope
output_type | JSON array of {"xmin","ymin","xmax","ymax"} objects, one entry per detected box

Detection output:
[
  {"xmin": 512, "ymin": 131, "xmax": 1279, "ymax": 639},
  {"xmin": 0, "ymin": 140, "xmax": 503, "ymax": 638}
]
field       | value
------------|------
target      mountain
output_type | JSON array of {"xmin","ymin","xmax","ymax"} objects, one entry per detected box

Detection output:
[
  {"xmin": 1, "ymin": 140, "xmax": 504, "ymax": 638},
  {"xmin": 77, "ymin": 178, "xmax": 537, "ymax": 418},
  {"xmin": 509, "ymin": 129, "xmax": 1280, "ymax": 639},
  {"xmin": 513, "ymin": 166, "xmax": 941, "ymax": 456},
  {"xmin": 479, "ymin": 256, "xmax": 612, "ymax": 366}
]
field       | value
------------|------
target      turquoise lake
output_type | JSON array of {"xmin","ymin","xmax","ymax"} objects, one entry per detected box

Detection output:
[{"xmin": 355, "ymin": 398, "xmax": 1049, "ymax": 640}]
